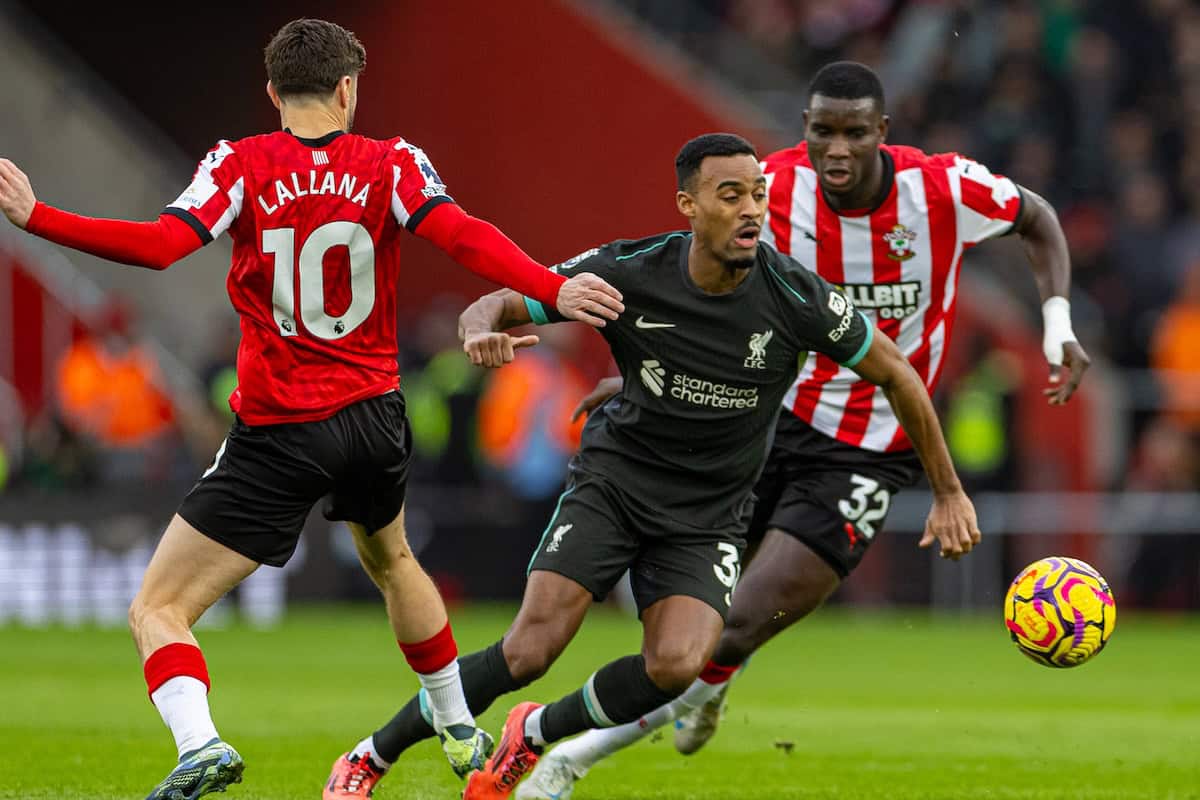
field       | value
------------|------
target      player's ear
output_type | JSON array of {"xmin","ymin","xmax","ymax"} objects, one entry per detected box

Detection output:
[
  {"xmin": 266, "ymin": 81, "xmax": 282, "ymax": 110},
  {"xmin": 878, "ymin": 113, "xmax": 890, "ymax": 143},
  {"xmin": 676, "ymin": 190, "xmax": 697, "ymax": 220},
  {"xmin": 336, "ymin": 76, "xmax": 353, "ymax": 109}
]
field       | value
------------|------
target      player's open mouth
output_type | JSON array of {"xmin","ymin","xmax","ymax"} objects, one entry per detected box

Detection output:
[
  {"xmin": 734, "ymin": 226, "xmax": 760, "ymax": 247},
  {"xmin": 823, "ymin": 168, "xmax": 852, "ymax": 188}
]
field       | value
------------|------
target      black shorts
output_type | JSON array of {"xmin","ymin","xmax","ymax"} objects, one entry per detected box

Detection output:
[
  {"xmin": 178, "ymin": 391, "xmax": 412, "ymax": 567},
  {"xmin": 528, "ymin": 468, "xmax": 746, "ymax": 620},
  {"xmin": 749, "ymin": 413, "xmax": 922, "ymax": 578}
]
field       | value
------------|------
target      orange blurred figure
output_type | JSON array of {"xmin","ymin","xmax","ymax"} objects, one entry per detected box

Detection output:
[
  {"xmin": 1151, "ymin": 262, "xmax": 1200, "ymax": 431},
  {"xmin": 56, "ymin": 298, "xmax": 174, "ymax": 447}
]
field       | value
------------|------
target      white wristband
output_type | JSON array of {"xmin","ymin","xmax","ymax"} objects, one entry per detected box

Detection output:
[{"xmin": 1041, "ymin": 296, "xmax": 1076, "ymax": 366}]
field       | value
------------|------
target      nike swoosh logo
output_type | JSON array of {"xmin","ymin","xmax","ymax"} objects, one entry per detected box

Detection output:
[{"xmin": 635, "ymin": 316, "xmax": 675, "ymax": 329}]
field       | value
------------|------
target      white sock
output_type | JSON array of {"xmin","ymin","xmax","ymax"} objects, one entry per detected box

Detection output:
[
  {"xmin": 150, "ymin": 676, "xmax": 219, "ymax": 759},
  {"xmin": 524, "ymin": 705, "xmax": 547, "ymax": 747},
  {"xmin": 350, "ymin": 735, "xmax": 391, "ymax": 771},
  {"xmin": 553, "ymin": 677, "xmax": 724, "ymax": 770},
  {"xmin": 677, "ymin": 675, "xmax": 727, "ymax": 709},
  {"xmin": 417, "ymin": 660, "xmax": 474, "ymax": 732}
]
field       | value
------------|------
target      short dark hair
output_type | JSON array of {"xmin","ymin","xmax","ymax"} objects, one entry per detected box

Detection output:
[
  {"xmin": 808, "ymin": 61, "xmax": 885, "ymax": 110},
  {"xmin": 265, "ymin": 18, "xmax": 367, "ymax": 99},
  {"xmin": 675, "ymin": 133, "xmax": 758, "ymax": 191}
]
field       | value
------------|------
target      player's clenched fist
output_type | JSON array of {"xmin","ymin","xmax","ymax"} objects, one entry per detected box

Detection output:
[
  {"xmin": 555, "ymin": 272, "xmax": 624, "ymax": 328},
  {"xmin": 463, "ymin": 331, "xmax": 540, "ymax": 368},
  {"xmin": 0, "ymin": 158, "xmax": 36, "ymax": 229}
]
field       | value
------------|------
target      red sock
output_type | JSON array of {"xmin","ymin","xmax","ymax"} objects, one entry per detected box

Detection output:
[
  {"xmin": 697, "ymin": 660, "xmax": 740, "ymax": 685},
  {"xmin": 398, "ymin": 622, "xmax": 458, "ymax": 674},
  {"xmin": 144, "ymin": 642, "xmax": 210, "ymax": 697}
]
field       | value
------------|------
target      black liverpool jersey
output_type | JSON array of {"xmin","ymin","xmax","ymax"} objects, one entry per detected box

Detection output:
[{"xmin": 524, "ymin": 232, "xmax": 873, "ymax": 531}]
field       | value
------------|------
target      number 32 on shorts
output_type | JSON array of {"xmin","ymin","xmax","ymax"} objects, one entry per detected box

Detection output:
[
  {"xmin": 713, "ymin": 542, "xmax": 741, "ymax": 607},
  {"xmin": 837, "ymin": 474, "xmax": 891, "ymax": 539}
]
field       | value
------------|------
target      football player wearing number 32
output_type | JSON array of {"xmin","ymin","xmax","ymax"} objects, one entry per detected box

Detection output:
[{"xmin": 0, "ymin": 18, "xmax": 622, "ymax": 800}]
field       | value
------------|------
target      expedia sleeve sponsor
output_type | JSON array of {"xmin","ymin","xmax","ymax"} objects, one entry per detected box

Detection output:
[
  {"xmin": 786, "ymin": 267, "xmax": 871, "ymax": 366},
  {"xmin": 823, "ymin": 287, "xmax": 857, "ymax": 344},
  {"xmin": 827, "ymin": 303, "xmax": 855, "ymax": 342}
]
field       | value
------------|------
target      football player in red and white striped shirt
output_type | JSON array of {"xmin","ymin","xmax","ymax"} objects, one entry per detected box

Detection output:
[
  {"xmin": 516, "ymin": 61, "xmax": 1090, "ymax": 798},
  {"xmin": 0, "ymin": 18, "xmax": 622, "ymax": 800}
]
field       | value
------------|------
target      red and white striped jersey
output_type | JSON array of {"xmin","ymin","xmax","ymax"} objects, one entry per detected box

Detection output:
[
  {"xmin": 165, "ymin": 130, "xmax": 453, "ymax": 425},
  {"xmin": 762, "ymin": 142, "xmax": 1022, "ymax": 452}
]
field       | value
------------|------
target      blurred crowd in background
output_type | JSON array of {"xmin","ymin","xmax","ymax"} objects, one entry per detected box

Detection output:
[
  {"xmin": 2, "ymin": 0, "xmax": 1197, "ymax": 608},
  {"xmin": 622, "ymin": 0, "xmax": 1200, "ymax": 374}
]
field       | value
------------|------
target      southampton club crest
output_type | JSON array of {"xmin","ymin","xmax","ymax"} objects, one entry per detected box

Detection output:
[
  {"xmin": 744, "ymin": 329, "xmax": 773, "ymax": 369},
  {"xmin": 883, "ymin": 224, "xmax": 917, "ymax": 261}
]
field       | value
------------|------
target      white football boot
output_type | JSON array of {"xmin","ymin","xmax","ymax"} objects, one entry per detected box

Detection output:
[
  {"xmin": 673, "ymin": 680, "xmax": 731, "ymax": 755},
  {"xmin": 514, "ymin": 747, "xmax": 587, "ymax": 800}
]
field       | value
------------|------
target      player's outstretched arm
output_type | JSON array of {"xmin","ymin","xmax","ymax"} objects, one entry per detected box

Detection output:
[
  {"xmin": 458, "ymin": 289, "xmax": 539, "ymax": 368},
  {"xmin": 1012, "ymin": 186, "xmax": 1091, "ymax": 405},
  {"xmin": 851, "ymin": 329, "xmax": 981, "ymax": 560},
  {"xmin": 415, "ymin": 202, "xmax": 623, "ymax": 328},
  {"xmin": 0, "ymin": 158, "xmax": 201, "ymax": 269}
]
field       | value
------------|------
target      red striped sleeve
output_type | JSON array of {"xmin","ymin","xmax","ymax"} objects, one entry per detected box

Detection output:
[{"xmin": 959, "ymin": 173, "xmax": 1020, "ymax": 222}]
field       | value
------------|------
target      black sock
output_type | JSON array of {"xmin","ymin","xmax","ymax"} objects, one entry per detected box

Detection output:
[
  {"xmin": 371, "ymin": 639, "xmax": 521, "ymax": 762},
  {"xmin": 538, "ymin": 654, "xmax": 678, "ymax": 744}
]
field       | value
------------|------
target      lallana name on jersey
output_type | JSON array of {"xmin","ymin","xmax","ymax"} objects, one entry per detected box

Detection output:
[{"xmin": 257, "ymin": 170, "xmax": 370, "ymax": 215}]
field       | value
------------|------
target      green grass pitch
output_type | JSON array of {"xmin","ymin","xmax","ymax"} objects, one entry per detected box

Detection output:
[{"xmin": 2, "ymin": 605, "xmax": 1198, "ymax": 799}]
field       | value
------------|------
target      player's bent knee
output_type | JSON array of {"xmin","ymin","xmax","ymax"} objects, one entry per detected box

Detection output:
[
  {"xmin": 128, "ymin": 592, "xmax": 187, "ymax": 639},
  {"xmin": 366, "ymin": 548, "xmax": 420, "ymax": 591},
  {"xmin": 501, "ymin": 635, "xmax": 559, "ymax": 686},
  {"xmin": 644, "ymin": 647, "xmax": 707, "ymax": 695}
]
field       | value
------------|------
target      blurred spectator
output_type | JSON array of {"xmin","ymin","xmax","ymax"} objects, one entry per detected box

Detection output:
[
  {"xmin": 51, "ymin": 297, "xmax": 188, "ymax": 484},
  {"xmin": 1067, "ymin": 26, "xmax": 1119, "ymax": 192},
  {"xmin": 199, "ymin": 313, "xmax": 240, "ymax": 427},
  {"xmin": 16, "ymin": 410, "xmax": 98, "ymax": 490},
  {"xmin": 1150, "ymin": 260, "xmax": 1200, "ymax": 431},
  {"xmin": 996, "ymin": 1, "xmax": 1044, "ymax": 61},
  {"xmin": 942, "ymin": 336, "xmax": 1021, "ymax": 492},
  {"xmin": 1110, "ymin": 171, "xmax": 1173, "ymax": 365},
  {"xmin": 1124, "ymin": 416, "xmax": 1200, "ymax": 608},
  {"xmin": 399, "ymin": 297, "xmax": 488, "ymax": 484},
  {"xmin": 56, "ymin": 298, "xmax": 175, "ymax": 449},
  {"xmin": 0, "ymin": 379, "xmax": 21, "ymax": 491},
  {"xmin": 727, "ymin": 0, "xmax": 801, "ymax": 65},
  {"xmin": 1005, "ymin": 131, "xmax": 1059, "ymax": 206},
  {"xmin": 971, "ymin": 57, "xmax": 1066, "ymax": 169},
  {"xmin": 476, "ymin": 325, "xmax": 588, "ymax": 501}
]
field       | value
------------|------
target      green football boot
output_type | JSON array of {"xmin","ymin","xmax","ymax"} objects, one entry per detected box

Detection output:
[
  {"xmin": 145, "ymin": 738, "xmax": 244, "ymax": 800},
  {"xmin": 439, "ymin": 723, "xmax": 496, "ymax": 778}
]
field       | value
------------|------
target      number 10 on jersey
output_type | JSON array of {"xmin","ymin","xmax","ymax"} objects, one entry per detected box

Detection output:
[{"xmin": 264, "ymin": 221, "xmax": 377, "ymax": 340}]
